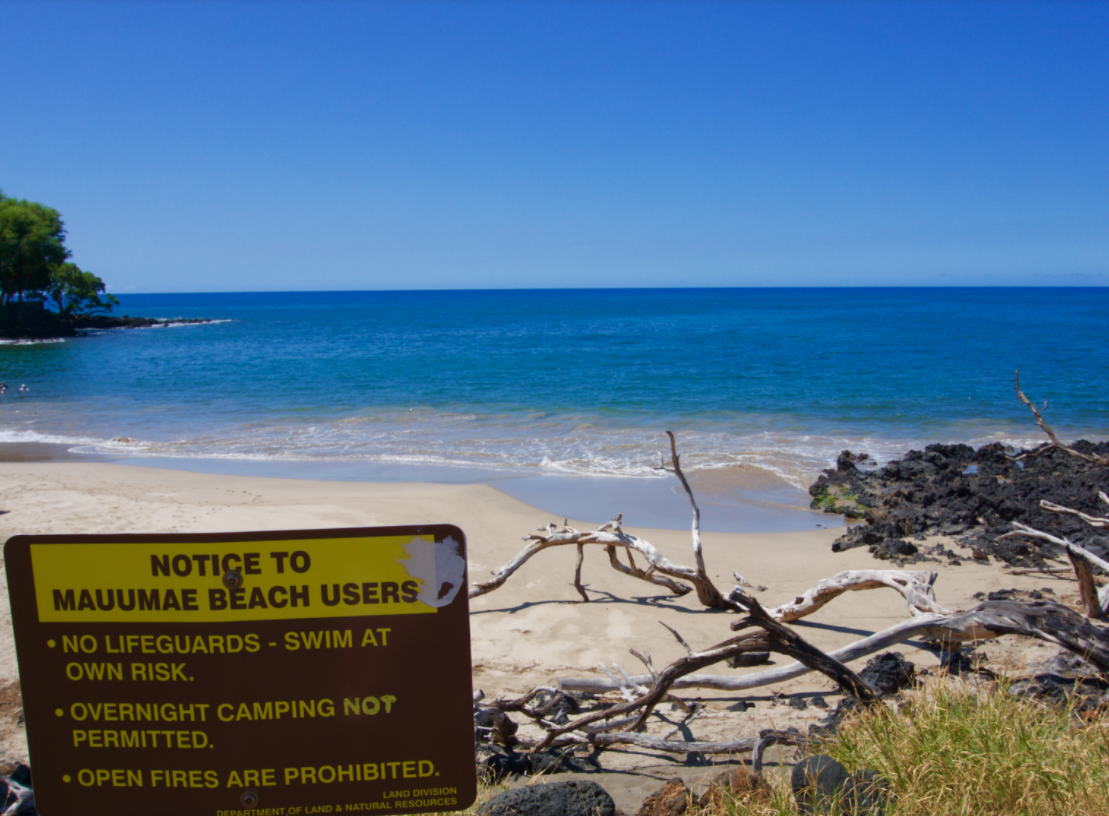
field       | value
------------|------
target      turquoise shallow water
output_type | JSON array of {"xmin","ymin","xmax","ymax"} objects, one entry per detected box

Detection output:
[{"xmin": 1, "ymin": 288, "xmax": 1106, "ymax": 530}]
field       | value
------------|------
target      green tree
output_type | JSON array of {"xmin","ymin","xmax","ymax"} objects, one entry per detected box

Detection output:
[
  {"xmin": 41, "ymin": 262, "xmax": 119, "ymax": 317},
  {"xmin": 0, "ymin": 192, "xmax": 71, "ymax": 304}
]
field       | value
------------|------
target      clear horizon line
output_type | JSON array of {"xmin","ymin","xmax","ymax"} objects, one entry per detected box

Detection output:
[{"xmin": 109, "ymin": 283, "xmax": 1109, "ymax": 296}]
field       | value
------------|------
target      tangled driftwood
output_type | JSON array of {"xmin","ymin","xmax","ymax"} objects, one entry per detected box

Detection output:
[
  {"xmin": 484, "ymin": 594, "xmax": 1109, "ymax": 756},
  {"xmin": 475, "ymin": 389, "xmax": 1108, "ymax": 761}
]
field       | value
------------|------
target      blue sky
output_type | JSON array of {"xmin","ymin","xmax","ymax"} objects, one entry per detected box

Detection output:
[{"xmin": 2, "ymin": 0, "xmax": 1107, "ymax": 292}]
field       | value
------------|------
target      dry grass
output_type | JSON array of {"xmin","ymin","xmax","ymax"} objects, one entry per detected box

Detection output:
[{"xmin": 684, "ymin": 679, "xmax": 1109, "ymax": 816}]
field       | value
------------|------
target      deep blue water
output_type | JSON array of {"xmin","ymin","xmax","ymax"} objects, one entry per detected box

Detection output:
[{"xmin": 1, "ymin": 288, "xmax": 1106, "ymax": 490}]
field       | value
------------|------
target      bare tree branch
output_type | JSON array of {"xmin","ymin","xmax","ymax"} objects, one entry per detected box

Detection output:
[
  {"xmin": 531, "ymin": 587, "xmax": 887, "ymax": 750},
  {"xmin": 561, "ymin": 600, "xmax": 1109, "ymax": 693},
  {"xmin": 753, "ymin": 730, "xmax": 807, "ymax": 774},
  {"xmin": 660, "ymin": 621, "xmax": 695, "ymax": 657},
  {"xmin": 656, "ymin": 430, "xmax": 721, "ymax": 606},
  {"xmin": 765, "ymin": 569, "xmax": 950, "ymax": 621},
  {"xmin": 603, "ymin": 541, "xmax": 692, "ymax": 595},
  {"xmin": 1002, "ymin": 511, "xmax": 1109, "ymax": 618},
  {"xmin": 535, "ymin": 628, "xmax": 774, "ymax": 750},
  {"xmin": 1014, "ymin": 371, "xmax": 1109, "ymax": 466},
  {"xmin": 1067, "ymin": 548, "xmax": 1105, "ymax": 620},
  {"xmin": 728, "ymin": 588, "xmax": 880, "ymax": 704},
  {"xmin": 0, "ymin": 776, "xmax": 33, "ymax": 816},
  {"xmin": 591, "ymin": 732, "xmax": 759, "ymax": 754},
  {"xmin": 573, "ymin": 542, "xmax": 589, "ymax": 602},
  {"xmin": 629, "ymin": 648, "xmax": 657, "ymax": 680},
  {"xmin": 469, "ymin": 517, "xmax": 693, "ymax": 600},
  {"xmin": 1040, "ymin": 495, "xmax": 1109, "ymax": 529}
]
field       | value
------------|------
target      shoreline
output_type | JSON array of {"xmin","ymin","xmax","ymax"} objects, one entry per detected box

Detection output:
[{"xmin": 0, "ymin": 441, "xmax": 838, "ymax": 534}]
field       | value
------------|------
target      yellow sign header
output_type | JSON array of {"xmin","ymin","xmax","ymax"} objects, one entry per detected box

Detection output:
[{"xmin": 31, "ymin": 533, "xmax": 465, "ymax": 623}]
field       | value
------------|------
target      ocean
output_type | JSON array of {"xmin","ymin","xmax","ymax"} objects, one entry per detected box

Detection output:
[{"xmin": 1, "ymin": 288, "xmax": 1106, "ymax": 532}]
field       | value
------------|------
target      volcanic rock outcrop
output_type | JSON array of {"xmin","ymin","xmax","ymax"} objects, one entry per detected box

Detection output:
[{"xmin": 810, "ymin": 442, "xmax": 1109, "ymax": 568}]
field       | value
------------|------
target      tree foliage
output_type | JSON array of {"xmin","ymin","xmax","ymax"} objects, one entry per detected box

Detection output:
[
  {"xmin": 0, "ymin": 191, "xmax": 70, "ymax": 304},
  {"xmin": 42, "ymin": 262, "xmax": 120, "ymax": 317},
  {"xmin": 0, "ymin": 190, "xmax": 117, "ymax": 316}
]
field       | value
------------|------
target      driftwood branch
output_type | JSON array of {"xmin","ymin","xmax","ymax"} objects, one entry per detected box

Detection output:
[
  {"xmin": 728, "ymin": 588, "xmax": 880, "ymax": 704},
  {"xmin": 0, "ymin": 776, "xmax": 33, "ymax": 816},
  {"xmin": 573, "ymin": 543, "xmax": 589, "ymax": 602},
  {"xmin": 766, "ymin": 569, "xmax": 950, "ymax": 621},
  {"xmin": 591, "ymin": 732, "xmax": 757, "ymax": 754},
  {"xmin": 1002, "ymin": 506, "xmax": 1109, "ymax": 618},
  {"xmin": 521, "ymin": 732, "xmax": 762, "ymax": 753},
  {"xmin": 469, "ymin": 432, "xmax": 952, "ymax": 624},
  {"xmin": 1067, "ymin": 548, "xmax": 1105, "ymax": 620},
  {"xmin": 655, "ymin": 430, "xmax": 724, "ymax": 607},
  {"xmin": 469, "ymin": 517, "xmax": 693, "ymax": 599},
  {"xmin": 534, "ymin": 629, "xmax": 773, "ymax": 750},
  {"xmin": 1040, "ymin": 494, "xmax": 1109, "ymax": 528},
  {"xmin": 561, "ymin": 600, "xmax": 1109, "ymax": 693},
  {"xmin": 1014, "ymin": 371, "xmax": 1109, "ymax": 466},
  {"xmin": 529, "ymin": 729, "xmax": 805, "ymax": 757},
  {"xmin": 602, "ymin": 541, "xmax": 691, "ymax": 595},
  {"xmin": 531, "ymin": 586, "xmax": 882, "ymax": 751},
  {"xmin": 660, "ymin": 621, "xmax": 695, "ymax": 657},
  {"xmin": 629, "ymin": 648, "xmax": 659, "ymax": 681},
  {"xmin": 753, "ymin": 729, "xmax": 807, "ymax": 774}
]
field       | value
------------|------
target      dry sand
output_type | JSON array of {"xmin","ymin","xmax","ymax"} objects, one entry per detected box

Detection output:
[{"xmin": 0, "ymin": 461, "xmax": 1078, "ymax": 804}]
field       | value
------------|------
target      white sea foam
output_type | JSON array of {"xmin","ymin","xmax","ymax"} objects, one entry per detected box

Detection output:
[
  {"xmin": 0, "ymin": 338, "xmax": 66, "ymax": 346},
  {"xmin": 0, "ymin": 402, "xmax": 1075, "ymax": 490},
  {"xmin": 0, "ymin": 429, "xmax": 108, "ymax": 447},
  {"xmin": 145, "ymin": 319, "xmax": 233, "ymax": 328},
  {"xmin": 44, "ymin": 423, "xmax": 1053, "ymax": 490}
]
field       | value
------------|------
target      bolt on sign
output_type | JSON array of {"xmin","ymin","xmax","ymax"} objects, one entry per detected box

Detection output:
[{"xmin": 5, "ymin": 525, "xmax": 476, "ymax": 816}]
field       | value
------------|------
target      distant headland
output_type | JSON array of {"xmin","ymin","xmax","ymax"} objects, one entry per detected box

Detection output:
[
  {"xmin": 0, "ymin": 301, "xmax": 211, "ymax": 339},
  {"xmin": 0, "ymin": 191, "xmax": 208, "ymax": 339}
]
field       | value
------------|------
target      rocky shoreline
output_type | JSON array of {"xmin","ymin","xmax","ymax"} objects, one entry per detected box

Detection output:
[
  {"xmin": 809, "ymin": 440, "xmax": 1109, "ymax": 569},
  {"xmin": 69, "ymin": 314, "xmax": 212, "ymax": 332},
  {"xmin": 0, "ymin": 304, "xmax": 211, "ymax": 339}
]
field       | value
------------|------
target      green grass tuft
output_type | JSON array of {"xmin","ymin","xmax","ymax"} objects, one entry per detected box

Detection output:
[{"xmin": 684, "ymin": 680, "xmax": 1109, "ymax": 816}]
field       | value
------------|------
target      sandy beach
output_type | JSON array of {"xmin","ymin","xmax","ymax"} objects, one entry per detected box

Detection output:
[{"xmin": 0, "ymin": 458, "xmax": 1078, "ymax": 796}]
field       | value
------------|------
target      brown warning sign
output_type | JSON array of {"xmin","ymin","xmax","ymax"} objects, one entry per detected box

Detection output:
[{"xmin": 4, "ymin": 525, "xmax": 476, "ymax": 816}]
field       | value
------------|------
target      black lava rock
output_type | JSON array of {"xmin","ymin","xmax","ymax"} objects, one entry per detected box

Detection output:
[
  {"xmin": 841, "ymin": 769, "xmax": 890, "ymax": 815},
  {"xmin": 1009, "ymin": 673, "xmax": 1109, "ymax": 714},
  {"xmin": 792, "ymin": 755, "xmax": 889, "ymax": 815},
  {"xmin": 726, "ymin": 651, "xmax": 772, "ymax": 668},
  {"xmin": 478, "ymin": 780, "xmax": 616, "ymax": 816},
  {"xmin": 812, "ymin": 442, "xmax": 1109, "ymax": 568},
  {"xmin": 793, "ymin": 755, "xmax": 851, "ymax": 814},
  {"xmin": 858, "ymin": 652, "xmax": 916, "ymax": 696},
  {"xmin": 477, "ymin": 746, "xmax": 529, "ymax": 782}
]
